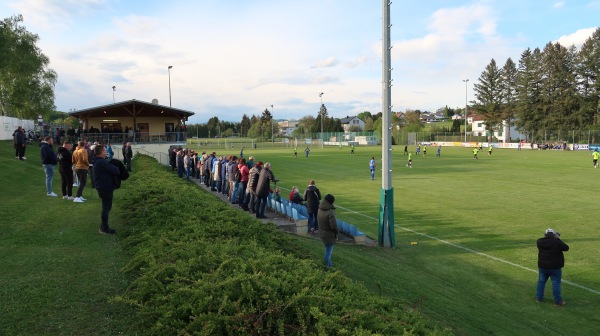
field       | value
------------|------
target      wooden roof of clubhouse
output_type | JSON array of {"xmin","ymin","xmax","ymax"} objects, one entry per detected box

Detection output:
[{"xmin": 68, "ymin": 99, "xmax": 195, "ymax": 121}]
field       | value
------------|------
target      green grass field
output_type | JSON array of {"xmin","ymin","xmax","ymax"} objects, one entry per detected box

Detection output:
[
  {"xmin": 194, "ymin": 143, "xmax": 600, "ymax": 335},
  {"xmin": 2, "ymin": 139, "xmax": 599, "ymax": 335}
]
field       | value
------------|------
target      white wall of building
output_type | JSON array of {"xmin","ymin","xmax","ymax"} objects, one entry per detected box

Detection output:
[{"xmin": 1, "ymin": 116, "xmax": 35, "ymax": 140}]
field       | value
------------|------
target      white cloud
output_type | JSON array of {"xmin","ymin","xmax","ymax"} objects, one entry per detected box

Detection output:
[
  {"xmin": 8, "ymin": 0, "xmax": 108, "ymax": 30},
  {"xmin": 587, "ymin": 1, "xmax": 600, "ymax": 8},
  {"xmin": 555, "ymin": 27, "xmax": 597, "ymax": 48},
  {"xmin": 311, "ymin": 57, "xmax": 340, "ymax": 68},
  {"xmin": 553, "ymin": 1, "xmax": 565, "ymax": 9},
  {"xmin": 113, "ymin": 15, "xmax": 163, "ymax": 37}
]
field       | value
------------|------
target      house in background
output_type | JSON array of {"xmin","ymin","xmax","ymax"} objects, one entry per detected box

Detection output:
[
  {"xmin": 340, "ymin": 116, "xmax": 365, "ymax": 132},
  {"xmin": 470, "ymin": 115, "xmax": 527, "ymax": 142},
  {"xmin": 278, "ymin": 119, "xmax": 300, "ymax": 136}
]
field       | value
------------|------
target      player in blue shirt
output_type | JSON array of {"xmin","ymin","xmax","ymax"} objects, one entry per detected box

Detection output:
[{"xmin": 369, "ymin": 157, "xmax": 376, "ymax": 180}]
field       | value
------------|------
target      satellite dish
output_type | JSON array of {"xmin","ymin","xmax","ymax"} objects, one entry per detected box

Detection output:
[{"xmin": 152, "ymin": 99, "xmax": 158, "ymax": 104}]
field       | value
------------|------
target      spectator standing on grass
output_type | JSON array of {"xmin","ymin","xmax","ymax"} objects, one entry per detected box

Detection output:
[
  {"xmin": 106, "ymin": 143, "xmax": 114, "ymax": 160},
  {"xmin": 57, "ymin": 141, "xmax": 74, "ymax": 200},
  {"xmin": 303, "ymin": 179, "xmax": 321, "ymax": 233},
  {"xmin": 122, "ymin": 142, "xmax": 133, "ymax": 172},
  {"xmin": 40, "ymin": 137, "xmax": 58, "ymax": 196},
  {"xmin": 93, "ymin": 145, "xmax": 122, "ymax": 235},
  {"xmin": 436, "ymin": 145, "xmax": 441, "ymax": 157},
  {"xmin": 237, "ymin": 158, "xmax": 249, "ymax": 206},
  {"xmin": 536, "ymin": 228, "xmax": 569, "ymax": 306},
  {"xmin": 228, "ymin": 156, "xmax": 239, "ymax": 202},
  {"xmin": 255, "ymin": 162, "xmax": 277, "ymax": 219},
  {"xmin": 72, "ymin": 141, "xmax": 89, "ymax": 203},
  {"xmin": 245, "ymin": 161, "xmax": 262, "ymax": 212},
  {"xmin": 318, "ymin": 194, "xmax": 338, "ymax": 267},
  {"xmin": 13, "ymin": 126, "xmax": 27, "ymax": 160},
  {"xmin": 176, "ymin": 150, "xmax": 185, "ymax": 178}
]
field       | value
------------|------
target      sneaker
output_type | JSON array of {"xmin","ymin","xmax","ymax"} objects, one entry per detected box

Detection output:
[
  {"xmin": 80, "ymin": 197, "xmax": 87, "ymax": 201},
  {"xmin": 73, "ymin": 183, "xmax": 79, "ymax": 187},
  {"xmin": 555, "ymin": 301, "xmax": 566, "ymax": 307},
  {"xmin": 68, "ymin": 196, "xmax": 75, "ymax": 200},
  {"xmin": 22, "ymin": 157, "xmax": 26, "ymax": 160},
  {"xmin": 99, "ymin": 228, "xmax": 116, "ymax": 235},
  {"xmin": 63, "ymin": 196, "xmax": 69, "ymax": 199},
  {"xmin": 73, "ymin": 197, "xmax": 85, "ymax": 203},
  {"xmin": 47, "ymin": 192, "xmax": 58, "ymax": 197}
]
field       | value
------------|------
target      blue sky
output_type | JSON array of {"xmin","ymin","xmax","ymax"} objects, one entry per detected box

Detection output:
[{"xmin": 2, "ymin": 0, "xmax": 599, "ymax": 123}]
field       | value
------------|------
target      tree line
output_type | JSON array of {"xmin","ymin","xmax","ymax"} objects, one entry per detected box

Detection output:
[{"xmin": 472, "ymin": 27, "xmax": 600, "ymax": 142}]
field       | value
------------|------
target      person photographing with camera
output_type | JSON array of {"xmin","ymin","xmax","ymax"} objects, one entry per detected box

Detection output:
[{"xmin": 536, "ymin": 228, "xmax": 569, "ymax": 306}]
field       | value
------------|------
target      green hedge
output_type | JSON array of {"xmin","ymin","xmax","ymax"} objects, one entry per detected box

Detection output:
[{"xmin": 115, "ymin": 155, "xmax": 451, "ymax": 335}]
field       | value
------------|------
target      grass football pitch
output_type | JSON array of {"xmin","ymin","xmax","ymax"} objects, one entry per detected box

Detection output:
[{"xmin": 216, "ymin": 143, "xmax": 600, "ymax": 335}]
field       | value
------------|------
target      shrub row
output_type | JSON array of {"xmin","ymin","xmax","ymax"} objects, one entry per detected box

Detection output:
[{"xmin": 115, "ymin": 155, "xmax": 451, "ymax": 335}]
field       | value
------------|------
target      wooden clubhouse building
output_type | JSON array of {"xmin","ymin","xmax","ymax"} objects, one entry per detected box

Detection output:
[{"xmin": 68, "ymin": 99, "xmax": 195, "ymax": 144}]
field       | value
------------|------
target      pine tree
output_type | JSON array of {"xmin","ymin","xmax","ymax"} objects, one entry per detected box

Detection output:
[
  {"xmin": 473, "ymin": 59, "xmax": 504, "ymax": 139},
  {"xmin": 500, "ymin": 58, "xmax": 518, "ymax": 141}
]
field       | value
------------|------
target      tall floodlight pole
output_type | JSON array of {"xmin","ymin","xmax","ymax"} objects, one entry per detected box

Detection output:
[
  {"xmin": 112, "ymin": 86, "xmax": 116, "ymax": 103},
  {"xmin": 378, "ymin": 0, "xmax": 395, "ymax": 248},
  {"xmin": 271, "ymin": 105, "xmax": 274, "ymax": 144},
  {"xmin": 168, "ymin": 65, "xmax": 173, "ymax": 107},
  {"xmin": 319, "ymin": 92, "xmax": 324, "ymax": 148},
  {"xmin": 463, "ymin": 79, "xmax": 469, "ymax": 142}
]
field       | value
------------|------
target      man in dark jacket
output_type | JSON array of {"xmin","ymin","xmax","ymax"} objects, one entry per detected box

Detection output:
[
  {"xmin": 93, "ymin": 145, "xmax": 121, "ymax": 234},
  {"xmin": 13, "ymin": 127, "xmax": 27, "ymax": 160},
  {"xmin": 57, "ymin": 141, "xmax": 74, "ymax": 200},
  {"xmin": 40, "ymin": 137, "xmax": 58, "ymax": 196},
  {"xmin": 536, "ymin": 228, "xmax": 569, "ymax": 306},
  {"xmin": 255, "ymin": 162, "xmax": 277, "ymax": 219},
  {"xmin": 318, "ymin": 194, "xmax": 338, "ymax": 267},
  {"xmin": 122, "ymin": 142, "xmax": 133, "ymax": 172},
  {"xmin": 303, "ymin": 179, "xmax": 321, "ymax": 233}
]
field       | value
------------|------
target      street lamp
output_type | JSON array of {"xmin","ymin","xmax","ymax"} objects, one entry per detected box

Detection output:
[
  {"xmin": 463, "ymin": 79, "xmax": 469, "ymax": 143},
  {"xmin": 271, "ymin": 105, "xmax": 274, "ymax": 144},
  {"xmin": 319, "ymin": 92, "xmax": 324, "ymax": 148},
  {"xmin": 168, "ymin": 65, "xmax": 173, "ymax": 107},
  {"xmin": 112, "ymin": 86, "xmax": 116, "ymax": 103}
]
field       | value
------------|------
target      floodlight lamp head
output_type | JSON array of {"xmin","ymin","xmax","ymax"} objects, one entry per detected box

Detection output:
[
  {"xmin": 112, "ymin": 86, "xmax": 116, "ymax": 90},
  {"xmin": 168, "ymin": 65, "xmax": 173, "ymax": 69}
]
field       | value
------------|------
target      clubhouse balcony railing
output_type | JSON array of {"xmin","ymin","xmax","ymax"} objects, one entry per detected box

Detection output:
[{"xmin": 56, "ymin": 132, "xmax": 188, "ymax": 144}]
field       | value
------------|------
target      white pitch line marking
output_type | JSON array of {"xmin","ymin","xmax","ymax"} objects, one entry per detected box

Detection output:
[{"xmin": 333, "ymin": 204, "xmax": 600, "ymax": 296}]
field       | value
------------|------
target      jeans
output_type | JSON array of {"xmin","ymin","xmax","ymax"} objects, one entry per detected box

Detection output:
[
  {"xmin": 536, "ymin": 267, "xmax": 563, "ymax": 303},
  {"xmin": 307, "ymin": 212, "xmax": 318, "ymax": 231},
  {"xmin": 97, "ymin": 189, "xmax": 114, "ymax": 231},
  {"xmin": 178, "ymin": 165, "xmax": 184, "ymax": 178},
  {"xmin": 43, "ymin": 164, "xmax": 55, "ymax": 194},
  {"xmin": 59, "ymin": 169, "xmax": 73, "ymax": 197},
  {"xmin": 230, "ymin": 181, "xmax": 239, "ymax": 203},
  {"xmin": 124, "ymin": 157, "xmax": 132, "ymax": 172},
  {"xmin": 324, "ymin": 244, "xmax": 334, "ymax": 267},
  {"xmin": 256, "ymin": 196, "xmax": 267, "ymax": 217},
  {"xmin": 237, "ymin": 181, "xmax": 248, "ymax": 205},
  {"xmin": 185, "ymin": 167, "xmax": 191, "ymax": 181},
  {"xmin": 75, "ymin": 169, "xmax": 88, "ymax": 198}
]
